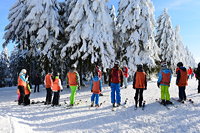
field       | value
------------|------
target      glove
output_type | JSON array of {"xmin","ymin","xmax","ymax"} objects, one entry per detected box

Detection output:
[
  {"xmin": 61, "ymin": 89, "xmax": 63, "ymax": 92},
  {"xmin": 67, "ymin": 85, "xmax": 69, "ymax": 88},
  {"xmin": 157, "ymin": 83, "xmax": 160, "ymax": 88},
  {"xmin": 109, "ymin": 82, "xmax": 111, "ymax": 86},
  {"xmin": 91, "ymin": 90, "xmax": 93, "ymax": 92}
]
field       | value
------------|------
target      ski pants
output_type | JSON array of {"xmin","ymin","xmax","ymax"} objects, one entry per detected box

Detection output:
[
  {"xmin": 91, "ymin": 93, "xmax": 99, "ymax": 105},
  {"xmin": 110, "ymin": 83, "xmax": 121, "ymax": 104},
  {"xmin": 52, "ymin": 91, "xmax": 60, "ymax": 105},
  {"xmin": 124, "ymin": 77, "xmax": 128, "ymax": 88},
  {"xmin": 24, "ymin": 94, "xmax": 30, "ymax": 105},
  {"xmin": 45, "ymin": 88, "xmax": 52, "ymax": 104},
  {"xmin": 161, "ymin": 85, "xmax": 170, "ymax": 101},
  {"xmin": 134, "ymin": 89, "xmax": 144, "ymax": 106},
  {"xmin": 178, "ymin": 86, "xmax": 186, "ymax": 101},
  {"xmin": 70, "ymin": 85, "xmax": 78, "ymax": 105},
  {"xmin": 18, "ymin": 86, "xmax": 25, "ymax": 105}
]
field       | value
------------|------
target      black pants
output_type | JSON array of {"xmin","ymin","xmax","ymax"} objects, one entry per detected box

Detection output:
[
  {"xmin": 34, "ymin": 84, "xmax": 40, "ymax": 92},
  {"xmin": 178, "ymin": 86, "xmax": 186, "ymax": 100},
  {"xmin": 18, "ymin": 86, "xmax": 25, "ymax": 105},
  {"xmin": 52, "ymin": 91, "xmax": 60, "ymax": 106},
  {"xmin": 46, "ymin": 88, "xmax": 52, "ymax": 104},
  {"xmin": 24, "ymin": 94, "xmax": 30, "ymax": 105},
  {"xmin": 134, "ymin": 89, "xmax": 144, "ymax": 107},
  {"xmin": 198, "ymin": 80, "xmax": 200, "ymax": 93}
]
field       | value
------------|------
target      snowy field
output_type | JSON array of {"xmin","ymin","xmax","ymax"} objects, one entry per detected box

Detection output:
[{"xmin": 0, "ymin": 77, "xmax": 200, "ymax": 133}]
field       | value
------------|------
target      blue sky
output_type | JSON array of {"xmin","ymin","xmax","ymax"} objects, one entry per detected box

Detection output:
[{"xmin": 0, "ymin": 0, "xmax": 200, "ymax": 63}]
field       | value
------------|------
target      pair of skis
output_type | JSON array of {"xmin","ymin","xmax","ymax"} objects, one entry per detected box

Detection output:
[
  {"xmin": 134, "ymin": 101, "xmax": 146, "ymax": 110},
  {"xmin": 171, "ymin": 98, "xmax": 195, "ymax": 107},
  {"xmin": 112, "ymin": 98, "xmax": 128, "ymax": 111},
  {"xmin": 155, "ymin": 99, "xmax": 177, "ymax": 110},
  {"xmin": 89, "ymin": 101, "xmax": 106, "ymax": 110}
]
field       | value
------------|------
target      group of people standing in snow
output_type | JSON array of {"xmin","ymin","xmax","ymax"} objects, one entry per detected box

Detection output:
[{"xmin": 17, "ymin": 61, "xmax": 200, "ymax": 108}]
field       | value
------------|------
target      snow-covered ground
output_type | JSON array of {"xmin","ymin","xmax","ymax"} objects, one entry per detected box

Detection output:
[{"xmin": 0, "ymin": 77, "xmax": 200, "ymax": 133}]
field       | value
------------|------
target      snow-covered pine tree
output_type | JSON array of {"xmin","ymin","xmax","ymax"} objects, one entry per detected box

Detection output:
[
  {"xmin": 184, "ymin": 46, "xmax": 196, "ymax": 68},
  {"xmin": 156, "ymin": 8, "xmax": 177, "ymax": 68},
  {"xmin": 61, "ymin": 0, "xmax": 115, "ymax": 71},
  {"xmin": 118, "ymin": 0, "xmax": 160, "ymax": 73},
  {"xmin": 3, "ymin": 0, "xmax": 28, "ymax": 49},
  {"xmin": 0, "ymin": 48, "xmax": 10, "ymax": 87},
  {"xmin": 24, "ymin": 0, "xmax": 61, "ymax": 57},
  {"xmin": 24, "ymin": 0, "xmax": 62, "ymax": 73},
  {"xmin": 109, "ymin": 5, "xmax": 120, "ymax": 58},
  {"xmin": 9, "ymin": 46, "xmax": 30, "ymax": 85}
]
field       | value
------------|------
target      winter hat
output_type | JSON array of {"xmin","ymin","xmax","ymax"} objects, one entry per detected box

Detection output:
[
  {"xmin": 177, "ymin": 62, "xmax": 183, "ymax": 67},
  {"xmin": 137, "ymin": 64, "xmax": 143, "ymax": 69},
  {"xmin": 161, "ymin": 62, "xmax": 167, "ymax": 68},
  {"xmin": 21, "ymin": 69, "xmax": 27, "ymax": 74},
  {"xmin": 71, "ymin": 64, "xmax": 77, "ymax": 69},
  {"xmin": 114, "ymin": 60, "xmax": 120, "ymax": 65}
]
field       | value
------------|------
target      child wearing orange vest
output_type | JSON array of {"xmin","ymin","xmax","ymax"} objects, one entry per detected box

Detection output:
[
  {"xmin": 17, "ymin": 69, "xmax": 28, "ymax": 105},
  {"xmin": 176, "ymin": 62, "xmax": 188, "ymax": 102},
  {"xmin": 67, "ymin": 64, "xmax": 80, "ymax": 106},
  {"xmin": 157, "ymin": 62, "xmax": 173, "ymax": 105},
  {"xmin": 44, "ymin": 72, "xmax": 53, "ymax": 105},
  {"xmin": 24, "ymin": 82, "xmax": 31, "ymax": 106},
  {"xmin": 133, "ymin": 64, "xmax": 147, "ymax": 108},
  {"xmin": 52, "ymin": 73, "xmax": 63, "ymax": 106},
  {"xmin": 90, "ymin": 71, "xmax": 102, "ymax": 107}
]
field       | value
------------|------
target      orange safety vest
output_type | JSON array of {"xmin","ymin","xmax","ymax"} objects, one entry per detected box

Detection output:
[
  {"xmin": 160, "ymin": 72, "xmax": 171, "ymax": 85},
  {"xmin": 18, "ymin": 76, "xmax": 26, "ymax": 87},
  {"xmin": 52, "ymin": 78, "xmax": 61, "ymax": 91},
  {"xmin": 92, "ymin": 80, "xmax": 101, "ymax": 94},
  {"xmin": 178, "ymin": 69, "xmax": 188, "ymax": 86},
  {"xmin": 67, "ymin": 72, "xmax": 78, "ymax": 86},
  {"xmin": 110, "ymin": 68, "xmax": 123, "ymax": 83},
  {"xmin": 45, "ymin": 74, "xmax": 53, "ymax": 88},
  {"xmin": 135, "ymin": 72, "xmax": 146, "ymax": 88}
]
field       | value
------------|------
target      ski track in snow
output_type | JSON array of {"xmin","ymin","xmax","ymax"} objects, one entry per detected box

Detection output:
[{"xmin": 0, "ymin": 78, "xmax": 200, "ymax": 133}]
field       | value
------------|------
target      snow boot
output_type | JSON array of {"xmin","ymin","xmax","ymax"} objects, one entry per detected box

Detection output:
[
  {"xmin": 116, "ymin": 103, "xmax": 121, "ymax": 107},
  {"xmin": 91, "ymin": 102, "xmax": 94, "ymax": 107},
  {"xmin": 161, "ymin": 100, "xmax": 166, "ymax": 105},
  {"xmin": 95, "ymin": 104, "xmax": 100, "ymax": 107},
  {"xmin": 112, "ymin": 103, "xmax": 116, "ymax": 107},
  {"xmin": 166, "ymin": 100, "xmax": 173, "ymax": 105}
]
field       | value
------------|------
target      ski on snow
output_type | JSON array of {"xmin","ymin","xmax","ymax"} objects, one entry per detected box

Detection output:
[
  {"xmin": 112, "ymin": 98, "xmax": 128, "ymax": 111},
  {"xmin": 155, "ymin": 99, "xmax": 176, "ymax": 110},
  {"xmin": 134, "ymin": 101, "xmax": 146, "ymax": 110}
]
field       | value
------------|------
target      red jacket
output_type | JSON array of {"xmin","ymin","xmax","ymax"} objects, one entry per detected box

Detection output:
[
  {"xmin": 123, "ymin": 67, "xmax": 129, "ymax": 78},
  {"xmin": 109, "ymin": 67, "xmax": 123, "ymax": 84}
]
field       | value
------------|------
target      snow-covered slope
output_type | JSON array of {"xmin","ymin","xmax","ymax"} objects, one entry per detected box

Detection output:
[{"xmin": 0, "ymin": 77, "xmax": 200, "ymax": 133}]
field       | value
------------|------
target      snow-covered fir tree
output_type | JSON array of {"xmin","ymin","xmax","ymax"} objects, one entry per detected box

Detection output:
[
  {"xmin": 0, "ymin": 48, "xmax": 10, "ymax": 87},
  {"xmin": 24, "ymin": 0, "xmax": 61, "ymax": 60},
  {"xmin": 155, "ymin": 8, "xmax": 177, "ymax": 67},
  {"xmin": 61, "ymin": 0, "xmax": 115, "ymax": 71},
  {"xmin": 174, "ymin": 25, "xmax": 196, "ymax": 68},
  {"xmin": 118, "ymin": 0, "xmax": 160, "ymax": 73},
  {"xmin": 184, "ymin": 47, "xmax": 196, "ymax": 68},
  {"xmin": 9, "ymin": 46, "xmax": 30, "ymax": 85},
  {"xmin": 3, "ymin": 0, "xmax": 28, "ymax": 49}
]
